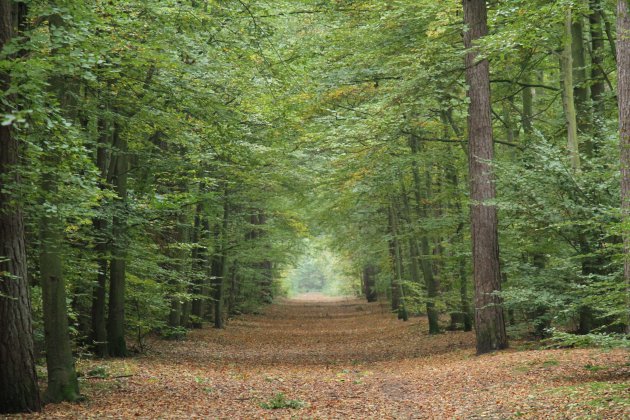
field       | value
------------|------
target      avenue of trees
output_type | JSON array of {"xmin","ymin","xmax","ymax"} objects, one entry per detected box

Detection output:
[{"xmin": 1, "ymin": 0, "xmax": 629, "ymax": 413}]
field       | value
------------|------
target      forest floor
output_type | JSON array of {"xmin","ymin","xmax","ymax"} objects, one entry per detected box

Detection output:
[{"xmin": 30, "ymin": 294, "xmax": 629, "ymax": 419}]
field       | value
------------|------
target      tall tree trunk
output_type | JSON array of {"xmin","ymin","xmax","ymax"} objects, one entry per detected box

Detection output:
[
  {"xmin": 168, "ymin": 213, "xmax": 189, "ymax": 329},
  {"xmin": 617, "ymin": 0, "xmax": 630, "ymax": 334},
  {"xmin": 388, "ymin": 202, "xmax": 407, "ymax": 321},
  {"xmin": 562, "ymin": 8, "xmax": 581, "ymax": 170},
  {"xmin": 91, "ymin": 117, "xmax": 109, "ymax": 357},
  {"xmin": 463, "ymin": 0, "xmax": 508, "ymax": 354},
  {"xmin": 190, "ymin": 206, "xmax": 206, "ymax": 328},
  {"xmin": 212, "ymin": 196, "xmax": 229, "ymax": 329},
  {"xmin": 571, "ymin": 8, "xmax": 593, "ymax": 157},
  {"xmin": 398, "ymin": 175, "xmax": 423, "ymax": 301},
  {"xmin": 521, "ymin": 67, "xmax": 534, "ymax": 139},
  {"xmin": 408, "ymin": 137, "xmax": 440, "ymax": 334},
  {"xmin": 590, "ymin": 0, "xmax": 606, "ymax": 118},
  {"xmin": 0, "ymin": 0, "xmax": 42, "ymax": 412},
  {"xmin": 107, "ymin": 126, "xmax": 128, "ymax": 357},
  {"xmin": 39, "ymin": 177, "xmax": 80, "ymax": 402},
  {"xmin": 38, "ymin": 57, "xmax": 81, "ymax": 400}
]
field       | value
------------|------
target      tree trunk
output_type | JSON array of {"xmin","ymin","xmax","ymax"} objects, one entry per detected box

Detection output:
[
  {"xmin": 0, "ymin": 0, "xmax": 42, "ymax": 412},
  {"xmin": 571, "ymin": 9, "xmax": 593, "ymax": 157},
  {"xmin": 463, "ymin": 0, "xmax": 508, "ymax": 354},
  {"xmin": 590, "ymin": 0, "xmax": 606, "ymax": 117},
  {"xmin": 39, "ymin": 181, "xmax": 80, "ymax": 402},
  {"xmin": 362, "ymin": 265, "xmax": 378, "ymax": 302},
  {"xmin": 408, "ymin": 137, "xmax": 440, "ymax": 334},
  {"xmin": 617, "ymin": 0, "xmax": 630, "ymax": 334},
  {"xmin": 107, "ymin": 126, "xmax": 128, "ymax": 357},
  {"xmin": 521, "ymin": 67, "xmax": 534, "ymax": 139},
  {"xmin": 212, "ymin": 197, "xmax": 229, "ymax": 329},
  {"xmin": 388, "ymin": 202, "xmax": 407, "ymax": 321},
  {"xmin": 387, "ymin": 205, "xmax": 401, "ymax": 313},
  {"xmin": 91, "ymin": 117, "xmax": 109, "ymax": 357},
  {"xmin": 190, "ymin": 207, "xmax": 206, "ymax": 327},
  {"xmin": 562, "ymin": 8, "xmax": 581, "ymax": 170}
]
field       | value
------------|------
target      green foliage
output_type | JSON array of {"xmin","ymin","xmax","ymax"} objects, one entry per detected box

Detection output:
[
  {"xmin": 125, "ymin": 274, "xmax": 169, "ymax": 352},
  {"xmin": 544, "ymin": 331, "xmax": 630, "ymax": 349},
  {"xmin": 260, "ymin": 393, "xmax": 306, "ymax": 410}
]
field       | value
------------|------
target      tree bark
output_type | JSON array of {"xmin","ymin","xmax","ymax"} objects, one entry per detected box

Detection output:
[
  {"xmin": 617, "ymin": 0, "xmax": 630, "ymax": 334},
  {"xmin": 91, "ymin": 116, "xmax": 109, "ymax": 357},
  {"xmin": 362, "ymin": 265, "xmax": 378, "ymax": 302},
  {"xmin": 0, "ymin": 0, "xmax": 42, "ymax": 412},
  {"xmin": 212, "ymin": 196, "xmax": 229, "ymax": 329},
  {"xmin": 463, "ymin": 0, "xmax": 508, "ymax": 354},
  {"xmin": 562, "ymin": 8, "xmax": 581, "ymax": 170},
  {"xmin": 408, "ymin": 137, "xmax": 440, "ymax": 334},
  {"xmin": 590, "ymin": 0, "xmax": 606, "ymax": 116},
  {"xmin": 388, "ymin": 201, "xmax": 407, "ymax": 321},
  {"xmin": 39, "ymin": 181, "xmax": 80, "ymax": 402},
  {"xmin": 107, "ymin": 126, "xmax": 128, "ymax": 357},
  {"xmin": 571, "ymin": 8, "xmax": 593, "ymax": 157},
  {"xmin": 190, "ymin": 206, "xmax": 207, "ymax": 327}
]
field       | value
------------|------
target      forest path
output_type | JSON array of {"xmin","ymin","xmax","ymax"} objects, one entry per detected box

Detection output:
[{"xmin": 37, "ymin": 297, "xmax": 628, "ymax": 419}]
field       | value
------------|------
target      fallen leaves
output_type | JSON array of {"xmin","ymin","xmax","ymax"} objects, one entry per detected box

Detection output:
[{"xmin": 23, "ymin": 295, "xmax": 630, "ymax": 419}]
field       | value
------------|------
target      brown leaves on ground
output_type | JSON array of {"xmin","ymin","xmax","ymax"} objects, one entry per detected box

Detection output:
[{"xmin": 31, "ymin": 295, "xmax": 629, "ymax": 419}]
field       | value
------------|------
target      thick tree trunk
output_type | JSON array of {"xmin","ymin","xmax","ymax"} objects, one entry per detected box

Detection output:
[
  {"xmin": 39, "ymin": 189, "xmax": 80, "ymax": 402},
  {"xmin": 463, "ymin": 0, "xmax": 508, "ymax": 354},
  {"xmin": 0, "ymin": 0, "xmax": 41, "ymax": 412},
  {"xmin": 107, "ymin": 126, "xmax": 128, "ymax": 357},
  {"xmin": 617, "ymin": 0, "xmax": 630, "ymax": 334}
]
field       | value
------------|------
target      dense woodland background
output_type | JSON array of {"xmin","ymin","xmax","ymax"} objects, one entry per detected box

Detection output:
[{"xmin": 1, "ymin": 0, "xmax": 629, "ymax": 414}]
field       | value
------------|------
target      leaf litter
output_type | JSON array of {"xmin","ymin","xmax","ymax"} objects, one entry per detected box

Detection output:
[{"xmin": 26, "ymin": 295, "xmax": 629, "ymax": 419}]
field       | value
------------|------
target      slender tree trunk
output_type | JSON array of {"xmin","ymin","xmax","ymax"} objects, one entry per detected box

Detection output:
[
  {"xmin": 590, "ymin": 0, "xmax": 606, "ymax": 118},
  {"xmin": 168, "ymin": 213, "xmax": 189, "ymax": 329},
  {"xmin": 617, "ymin": 0, "xmax": 630, "ymax": 334},
  {"xmin": 91, "ymin": 117, "xmax": 109, "ymax": 357},
  {"xmin": 562, "ymin": 8, "xmax": 581, "ymax": 170},
  {"xmin": 571, "ymin": 9, "xmax": 593, "ymax": 157},
  {"xmin": 603, "ymin": 7, "xmax": 618, "ymax": 61},
  {"xmin": 107, "ymin": 126, "xmax": 128, "ymax": 357},
  {"xmin": 0, "ymin": 1, "xmax": 41, "ymax": 412},
  {"xmin": 212, "ymin": 197, "xmax": 229, "ymax": 329},
  {"xmin": 463, "ymin": 0, "xmax": 508, "ymax": 354},
  {"xmin": 408, "ymin": 138, "xmax": 440, "ymax": 334},
  {"xmin": 521, "ymin": 68, "xmax": 534, "ymax": 139},
  {"xmin": 388, "ymin": 202, "xmax": 407, "ymax": 320},
  {"xmin": 190, "ymin": 206, "xmax": 206, "ymax": 328},
  {"xmin": 398, "ymin": 175, "xmax": 423, "ymax": 301}
]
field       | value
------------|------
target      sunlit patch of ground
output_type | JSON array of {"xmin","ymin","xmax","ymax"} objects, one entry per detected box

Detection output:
[{"xmin": 29, "ymin": 299, "xmax": 629, "ymax": 419}]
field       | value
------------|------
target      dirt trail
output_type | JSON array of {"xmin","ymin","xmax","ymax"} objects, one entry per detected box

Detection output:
[{"xmin": 35, "ymin": 297, "xmax": 629, "ymax": 419}]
